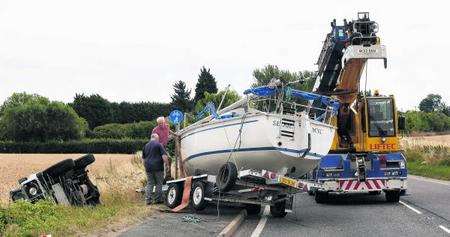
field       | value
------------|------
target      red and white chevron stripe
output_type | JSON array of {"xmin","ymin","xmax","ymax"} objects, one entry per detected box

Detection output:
[{"xmin": 339, "ymin": 179, "xmax": 385, "ymax": 191}]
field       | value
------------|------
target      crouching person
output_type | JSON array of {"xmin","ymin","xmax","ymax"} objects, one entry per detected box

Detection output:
[{"xmin": 142, "ymin": 133, "xmax": 169, "ymax": 205}]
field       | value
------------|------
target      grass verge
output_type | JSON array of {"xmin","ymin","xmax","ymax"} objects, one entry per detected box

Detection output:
[
  {"xmin": 0, "ymin": 154, "xmax": 151, "ymax": 236},
  {"xmin": 405, "ymin": 145, "xmax": 450, "ymax": 180}
]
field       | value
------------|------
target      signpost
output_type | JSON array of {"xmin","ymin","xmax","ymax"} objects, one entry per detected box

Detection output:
[{"xmin": 168, "ymin": 110, "xmax": 184, "ymax": 179}]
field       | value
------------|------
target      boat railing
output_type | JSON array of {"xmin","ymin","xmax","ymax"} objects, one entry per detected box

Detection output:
[{"xmin": 249, "ymin": 98, "xmax": 335, "ymax": 125}]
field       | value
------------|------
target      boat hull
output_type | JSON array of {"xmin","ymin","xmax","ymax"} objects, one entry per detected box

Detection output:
[{"xmin": 180, "ymin": 113, "xmax": 335, "ymax": 178}]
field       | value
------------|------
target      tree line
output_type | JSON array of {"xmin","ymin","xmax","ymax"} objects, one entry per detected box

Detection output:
[
  {"xmin": 1, "ymin": 65, "xmax": 447, "ymax": 143},
  {"xmin": 403, "ymin": 94, "xmax": 450, "ymax": 133}
]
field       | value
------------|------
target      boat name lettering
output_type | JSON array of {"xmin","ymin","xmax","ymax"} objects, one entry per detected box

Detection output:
[
  {"xmin": 312, "ymin": 127, "xmax": 322, "ymax": 134},
  {"xmin": 273, "ymin": 120, "xmax": 294, "ymax": 128}
]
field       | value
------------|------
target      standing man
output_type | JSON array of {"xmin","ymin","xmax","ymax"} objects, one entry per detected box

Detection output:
[
  {"xmin": 152, "ymin": 117, "xmax": 172, "ymax": 147},
  {"xmin": 142, "ymin": 133, "xmax": 168, "ymax": 205},
  {"xmin": 152, "ymin": 116, "xmax": 174, "ymax": 179}
]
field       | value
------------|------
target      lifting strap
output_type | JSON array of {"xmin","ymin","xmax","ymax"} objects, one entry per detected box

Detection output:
[{"xmin": 171, "ymin": 176, "xmax": 192, "ymax": 212}]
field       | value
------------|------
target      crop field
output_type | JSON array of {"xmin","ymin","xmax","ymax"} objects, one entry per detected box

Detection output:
[
  {"xmin": 0, "ymin": 154, "xmax": 144, "ymax": 204},
  {"xmin": 401, "ymin": 134, "xmax": 450, "ymax": 147}
]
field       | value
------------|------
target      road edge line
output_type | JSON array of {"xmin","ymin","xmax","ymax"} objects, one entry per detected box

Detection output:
[
  {"xmin": 399, "ymin": 200, "xmax": 422, "ymax": 214},
  {"xmin": 250, "ymin": 206, "xmax": 270, "ymax": 237},
  {"xmin": 217, "ymin": 209, "xmax": 247, "ymax": 237},
  {"xmin": 409, "ymin": 175, "xmax": 450, "ymax": 186},
  {"xmin": 439, "ymin": 225, "xmax": 450, "ymax": 234}
]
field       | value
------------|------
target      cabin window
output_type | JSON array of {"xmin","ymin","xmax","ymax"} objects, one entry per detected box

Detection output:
[{"xmin": 367, "ymin": 98, "xmax": 395, "ymax": 137}]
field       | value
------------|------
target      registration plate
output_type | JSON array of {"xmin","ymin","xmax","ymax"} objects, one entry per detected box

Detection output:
[{"xmin": 280, "ymin": 176, "xmax": 298, "ymax": 188}]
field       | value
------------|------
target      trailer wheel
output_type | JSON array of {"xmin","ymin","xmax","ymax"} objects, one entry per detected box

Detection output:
[
  {"xmin": 191, "ymin": 181, "xmax": 208, "ymax": 212},
  {"xmin": 43, "ymin": 159, "xmax": 75, "ymax": 179},
  {"xmin": 74, "ymin": 154, "xmax": 95, "ymax": 169},
  {"xmin": 270, "ymin": 200, "xmax": 287, "ymax": 218},
  {"xmin": 307, "ymin": 185, "xmax": 315, "ymax": 196},
  {"xmin": 165, "ymin": 183, "xmax": 182, "ymax": 208},
  {"xmin": 216, "ymin": 162, "xmax": 238, "ymax": 192},
  {"xmin": 314, "ymin": 191, "xmax": 329, "ymax": 204},
  {"xmin": 385, "ymin": 190, "xmax": 400, "ymax": 203},
  {"xmin": 245, "ymin": 204, "xmax": 262, "ymax": 215}
]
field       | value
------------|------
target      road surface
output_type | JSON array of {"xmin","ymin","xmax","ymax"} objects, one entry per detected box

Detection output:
[
  {"xmin": 121, "ymin": 175, "xmax": 450, "ymax": 236},
  {"xmin": 236, "ymin": 175, "xmax": 450, "ymax": 237}
]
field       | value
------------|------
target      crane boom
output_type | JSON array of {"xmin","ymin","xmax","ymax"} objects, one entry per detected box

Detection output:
[{"xmin": 312, "ymin": 12, "xmax": 396, "ymax": 152}]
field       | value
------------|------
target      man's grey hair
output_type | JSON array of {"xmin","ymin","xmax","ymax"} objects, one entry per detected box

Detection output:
[
  {"xmin": 151, "ymin": 133, "xmax": 159, "ymax": 141},
  {"xmin": 156, "ymin": 116, "xmax": 165, "ymax": 124}
]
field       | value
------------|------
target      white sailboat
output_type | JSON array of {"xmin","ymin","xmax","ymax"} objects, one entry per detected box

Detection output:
[{"xmin": 179, "ymin": 82, "xmax": 340, "ymax": 178}]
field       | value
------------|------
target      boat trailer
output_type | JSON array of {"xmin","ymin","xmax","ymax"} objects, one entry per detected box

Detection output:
[{"xmin": 163, "ymin": 162, "xmax": 306, "ymax": 217}]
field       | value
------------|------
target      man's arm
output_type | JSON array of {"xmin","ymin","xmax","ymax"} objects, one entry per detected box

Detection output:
[
  {"xmin": 142, "ymin": 146, "xmax": 146, "ymax": 160},
  {"xmin": 162, "ymin": 154, "xmax": 169, "ymax": 165},
  {"xmin": 159, "ymin": 144, "xmax": 169, "ymax": 165}
]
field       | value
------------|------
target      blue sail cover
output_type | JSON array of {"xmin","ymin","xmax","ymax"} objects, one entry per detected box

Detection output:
[
  {"xmin": 243, "ymin": 86, "xmax": 277, "ymax": 97},
  {"xmin": 243, "ymin": 86, "xmax": 340, "ymax": 112}
]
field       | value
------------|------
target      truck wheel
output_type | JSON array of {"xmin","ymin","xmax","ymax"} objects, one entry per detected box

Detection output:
[
  {"xmin": 245, "ymin": 204, "xmax": 262, "ymax": 215},
  {"xmin": 216, "ymin": 162, "xmax": 238, "ymax": 192},
  {"xmin": 74, "ymin": 154, "xmax": 95, "ymax": 169},
  {"xmin": 10, "ymin": 188, "xmax": 26, "ymax": 201},
  {"xmin": 18, "ymin": 177, "xmax": 27, "ymax": 185},
  {"xmin": 43, "ymin": 159, "xmax": 75, "ymax": 179},
  {"xmin": 165, "ymin": 183, "xmax": 182, "ymax": 209},
  {"xmin": 315, "ymin": 191, "xmax": 329, "ymax": 204},
  {"xmin": 270, "ymin": 200, "xmax": 287, "ymax": 218},
  {"xmin": 191, "ymin": 181, "xmax": 208, "ymax": 212},
  {"xmin": 385, "ymin": 190, "xmax": 400, "ymax": 203}
]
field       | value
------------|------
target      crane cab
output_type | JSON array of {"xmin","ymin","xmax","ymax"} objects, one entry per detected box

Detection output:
[{"xmin": 331, "ymin": 93, "xmax": 405, "ymax": 153}]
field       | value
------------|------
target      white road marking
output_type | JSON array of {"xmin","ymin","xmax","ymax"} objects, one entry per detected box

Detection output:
[
  {"xmin": 439, "ymin": 225, "xmax": 450, "ymax": 234},
  {"xmin": 399, "ymin": 201, "xmax": 422, "ymax": 214},
  {"xmin": 409, "ymin": 175, "xmax": 450, "ymax": 186},
  {"xmin": 250, "ymin": 206, "xmax": 270, "ymax": 237}
]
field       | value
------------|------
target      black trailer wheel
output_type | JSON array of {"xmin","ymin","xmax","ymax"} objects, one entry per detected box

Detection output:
[
  {"xmin": 385, "ymin": 190, "xmax": 400, "ymax": 203},
  {"xmin": 270, "ymin": 200, "xmax": 287, "ymax": 218},
  {"xmin": 216, "ymin": 162, "xmax": 238, "ymax": 192},
  {"xmin": 315, "ymin": 191, "xmax": 329, "ymax": 204},
  {"xmin": 245, "ymin": 204, "xmax": 262, "ymax": 215},
  {"xmin": 165, "ymin": 183, "xmax": 182, "ymax": 209},
  {"xmin": 191, "ymin": 181, "xmax": 208, "ymax": 212},
  {"xmin": 307, "ymin": 185, "xmax": 315, "ymax": 196},
  {"xmin": 74, "ymin": 154, "xmax": 95, "ymax": 169},
  {"xmin": 43, "ymin": 159, "xmax": 75, "ymax": 179}
]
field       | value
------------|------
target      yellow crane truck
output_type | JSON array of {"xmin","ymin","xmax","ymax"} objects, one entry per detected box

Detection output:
[{"xmin": 306, "ymin": 12, "xmax": 407, "ymax": 203}]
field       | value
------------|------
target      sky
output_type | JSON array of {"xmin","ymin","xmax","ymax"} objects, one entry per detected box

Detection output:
[{"xmin": 0, "ymin": 0, "xmax": 449, "ymax": 111}]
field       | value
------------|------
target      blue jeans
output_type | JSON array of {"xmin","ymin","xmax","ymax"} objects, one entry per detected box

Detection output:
[{"xmin": 145, "ymin": 171, "xmax": 164, "ymax": 203}]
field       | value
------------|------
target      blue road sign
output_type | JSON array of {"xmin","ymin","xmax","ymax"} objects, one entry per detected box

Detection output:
[{"xmin": 169, "ymin": 110, "xmax": 184, "ymax": 125}]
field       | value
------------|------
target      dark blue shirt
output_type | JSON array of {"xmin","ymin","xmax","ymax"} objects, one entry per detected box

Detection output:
[{"xmin": 142, "ymin": 140, "xmax": 166, "ymax": 172}]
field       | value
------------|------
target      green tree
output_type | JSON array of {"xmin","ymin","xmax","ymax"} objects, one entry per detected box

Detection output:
[
  {"xmin": 405, "ymin": 111, "xmax": 430, "ymax": 132},
  {"xmin": 70, "ymin": 94, "xmax": 113, "ymax": 129},
  {"xmin": 0, "ymin": 92, "xmax": 49, "ymax": 116},
  {"xmin": 0, "ymin": 93, "xmax": 87, "ymax": 142},
  {"xmin": 419, "ymin": 94, "xmax": 445, "ymax": 113},
  {"xmin": 171, "ymin": 80, "xmax": 193, "ymax": 112},
  {"xmin": 195, "ymin": 90, "xmax": 241, "ymax": 114},
  {"xmin": 252, "ymin": 65, "xmax": 316, "ymax": 92},
  {"xmin": 194, "ymin": 66, "xmax": 218, "ymax": 103}
]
